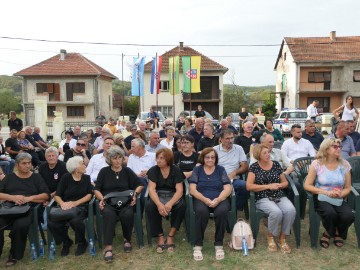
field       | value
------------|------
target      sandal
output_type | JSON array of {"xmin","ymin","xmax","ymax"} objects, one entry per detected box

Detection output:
[
  {"xmin": 124, "ymin": 241, "xmax": 132, "ymax": 253},
  {"xmin": 215, "ymin": 245, "xmax": 225, "ymax": 260},
  {"xmin": 193, "ymin": 246, "xmax": 203, "ymax": 261},
  {"xmin": 334, "ymin": 234, "xmax": 344, "ymax": 248},
  {"xmin": 167, "ymin": 235, "xmax": 175, "ymax": 252},
  {"xmin": 104, "ymin": 250, "xmax": 113, "ymax": 263},
  {"xmin": 267, "ymin": 236, "xmax": 278, "ymax": 252},
  {"xmin": 320, "ymin": 232, "xmax": 330, "ymax": 249},
  {"xmin": 156, "ymin": 234, "xmax": 166, "ymax": 254},
  {"xmin": 5, "ymin": 258, "xmax": 17, "ymax": 267},
  {"xmin": 279, "ymin": 239, "xmax": 291, "ymax": 254}
]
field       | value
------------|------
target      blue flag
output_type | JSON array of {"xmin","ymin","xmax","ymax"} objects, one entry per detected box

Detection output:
[{"xmin": 131, "ymin": 57, "xmax": 145, "ymax": 96}]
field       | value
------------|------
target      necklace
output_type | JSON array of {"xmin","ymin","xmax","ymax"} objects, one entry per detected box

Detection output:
[{"xmin": 112, "ymin": 167, "xmax": 122, "ymax": 179}]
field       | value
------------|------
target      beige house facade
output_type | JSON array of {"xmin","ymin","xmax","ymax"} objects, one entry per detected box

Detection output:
[
  {"xmin": 14, "ymin": 50, "xmax": 117, "ymax": 126},
  {"xmin": 142, "ymin": 43, "xmax": 228, "ymax": 120},
  {"xmin": 274, "ymin": 31, "xmax": 360, "ymax": 113}
]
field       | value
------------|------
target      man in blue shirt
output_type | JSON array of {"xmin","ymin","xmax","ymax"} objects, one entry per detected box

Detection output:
[{"xmin": 301, "ymin": 120, "xmax": 324, "ymax": 150}]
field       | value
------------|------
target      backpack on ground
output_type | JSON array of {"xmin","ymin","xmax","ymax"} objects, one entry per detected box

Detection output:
[{"xmin": 229, "ymin": 218, "xmax": 255, "ymax": 250}]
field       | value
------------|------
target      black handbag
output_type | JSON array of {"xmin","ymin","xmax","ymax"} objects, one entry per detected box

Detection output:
[
  {"xmin": 104, "ymin": 190, "xmax": 134, "ymax": 211},
  {"xmin": 0, "ymin": 201, "xmax": 31, "ymax": 216},
  {"xmin": 48, "ymin": 206, "xmax": 83, "ymax": 222},
  {"xmin": 157, "ymin": 190, "xmax": 184, "ymax": 211}
]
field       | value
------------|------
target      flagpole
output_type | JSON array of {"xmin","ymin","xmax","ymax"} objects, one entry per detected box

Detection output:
[
  {"xmin": 121, "ymin": 53, "xmax": 124, "ymax": 119},
  {"xmin": 156, "ymin": 53, "xmax": 158, "ymax": 113},
  {"xmin": 172, "ymin": 56, "xmax": 176, "ymax": 125},
  {"xmin": 189, "ymin": 56, "xmax": 192, "ymax": 117},
  {"xmin": 138, "ymin": 53, "xmax": 141, "ymax": 117}
]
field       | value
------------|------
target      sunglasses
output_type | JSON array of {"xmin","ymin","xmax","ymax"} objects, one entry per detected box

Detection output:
[
  {"xmin": 77, "ymin": 143, "xmax": 86, "ymax": 147},
  {"xmin": 331, "ymin": 145, "xmax": 342, "ymax": 150}
]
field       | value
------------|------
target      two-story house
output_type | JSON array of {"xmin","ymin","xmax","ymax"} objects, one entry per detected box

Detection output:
[
  {"xmin": 274, "ymin": 31, "xmax": 360, "ymax": 113},
  {"xmin": 14, "ymin": 49, "xmax": 117, "ymax": 126},
  {"xmin": 143, "ymin": 42, "xmax": 228, "ymax": 119}
]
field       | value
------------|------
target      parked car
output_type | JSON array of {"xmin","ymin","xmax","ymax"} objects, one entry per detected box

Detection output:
[
  {"xmin": 226, "ymin": 112, "xmax": 253, "ymax": 131},
  {"xmin": 177, "ymin": 110, "xmax": 219, "ymax": 126},
  {"xmin": 136, "ymin": 111, "xmax": 166, "ymax": 126},
  {"xmin": 273, "ymin": 108, "xmax": 307, "ymax": 134}
]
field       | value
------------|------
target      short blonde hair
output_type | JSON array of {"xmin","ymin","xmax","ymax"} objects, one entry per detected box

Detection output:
[
  {"xmin": 252, "ymin": 144, "xmax": 269, "ymax": 161},
  {"xmin": 317, "ymin": 138, "xmax": 343, "ymax": 164}
]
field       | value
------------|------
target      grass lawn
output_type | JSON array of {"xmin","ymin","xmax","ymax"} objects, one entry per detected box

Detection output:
[{"xmin": 1, "ymin": 209, "xmax": 359, "ymax": 270}]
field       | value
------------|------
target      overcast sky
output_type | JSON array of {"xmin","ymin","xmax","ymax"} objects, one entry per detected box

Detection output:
[{"xmin": 1, "ymin": 0, "xmax": 359, "ymax": 86}]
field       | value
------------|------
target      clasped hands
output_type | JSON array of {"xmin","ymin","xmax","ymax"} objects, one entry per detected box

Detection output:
[
  {"xmin": 12, "ymin": 195, "xmax": 31, "ymax": 205},
  {"xmin": 205, "ymin": 198, "xmax": 220, "ymax": 208},
  {"xmin": 326, "ymin": 189, "xmax": 342, "ymax": 198},
  {"xmin": 158, "ymin": 202, "xmax": 172, "ymax": 217},
  {"xmin": 60, "ymin": 201, "xmax": 76, "ymax": 210},
  {"xmin": 268, "ymin": 183, "xmax": 282, "ymax": 191}
]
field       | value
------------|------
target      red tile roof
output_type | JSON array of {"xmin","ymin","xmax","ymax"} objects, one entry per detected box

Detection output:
[
  {"xmin": 14, "ymin": 52, "xmax": 117, "ymax": 79},
  {"xmin": 144, "ymin": 46, "xmax": 228, "ymax": 73},
  {"xmin": 274, "ymin": 34, "xmax": 360, "ymax": 69}
]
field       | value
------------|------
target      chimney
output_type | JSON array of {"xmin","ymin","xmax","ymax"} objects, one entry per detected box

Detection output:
[
  {"xmin": 179, "ymin": 42, "xmax": 184, "ymax": 52},
  {"xmin": 330, "ymin": 31, "xmax": 336, "ymax": 42},
  {"xmin": 60, "ymin": 49, "xmax": 67, "ymax": 60}
]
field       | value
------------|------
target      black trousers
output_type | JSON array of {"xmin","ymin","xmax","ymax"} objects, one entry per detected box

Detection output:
[
  {"xmin": 193, "ymin": 198, "xmax": 230, "ymax": 246},
  {"xmin": 315, "ymin": 200, "xmax": 354, "ymax": 239},
  {"xmin": 101, "ymin": 204, "xmax": 134, "ymax": 245},
  {"xmin": 0, "ymin": 210, "xmax": 33, "ymax": 260},
  {"xmin": 48, "ymin": 208, "xmax": 87, "ymax": 245},
  {"xmin": 146, "ymin": 198, "xmax": 186, "ymax": 237}
]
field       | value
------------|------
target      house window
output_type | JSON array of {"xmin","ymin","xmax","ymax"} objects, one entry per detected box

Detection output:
[
  {"xmin": 47, "ymin": 106, "xmax": 56, "ymax": 117},
  {"xmin": 353, "ymin": 71, "xmax": 360, "ymax": 82},
  {"xmin": 67, "ymin": 106, "xmax": 84, "ymax": 117},
  {"xmin": 158, "ymin": 106, "xmax": 173, "ymax": 117},
  {"xmin": 160, "ymin": 81, "xmax": 169, "ymax": 92},
  {"xmin": 66, "ymin": 82, "xmax": 85, "ymax": 101},
  {"xmin": 308, "ymin": 72, "xmax": 331, "ymax": 83},
  {"xmin": 307, "ymin": 97, "xmax": 330, "ymax": 113},
  {"xmin": 283, "ymin": 52, "xmax": 286, "ymax": 61},
  {"xmin": 36, "ymin": 83, "xmax": 60, "ymax": 101}
]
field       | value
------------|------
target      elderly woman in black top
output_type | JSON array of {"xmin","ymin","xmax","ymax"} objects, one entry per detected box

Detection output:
[
  {"xmin": 47, "ymin": 156, "xmax": 93, "ymax": 257},
  {"xmin": 146, "ymin": 148, "xmax": 185, "ymax": 253},
  {"xmin": 246, "ymin": 144, "xmax": 295, "ymax": 254},
  {"xmin": 94, "ymin": 146, "xmax": 143, "ymax": 262},
  {"xmin": 0, "ymin": 153, "xmax": 49, "ymax": 267}
]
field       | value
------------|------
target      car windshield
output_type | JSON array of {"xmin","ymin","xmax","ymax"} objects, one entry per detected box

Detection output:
[
  {"xmin": 287, "ymin": 112, "xmax": 307, "ymax": 118},
  {"xmin": 140, "ymin": 112, "xmax": 165, "ymax": 121}
]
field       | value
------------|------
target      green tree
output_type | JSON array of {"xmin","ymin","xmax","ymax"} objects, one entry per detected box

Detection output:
[
  {"xmin": 123, "ymin": 96, "xmax": 139, "ymax": 116},
  {"xmin": 0, "ymin": 89, "xmax": 22, "ymax": 114},
  {"xmin": 262, "ymin": 94, "xmax": 277, "ymax": 118}
]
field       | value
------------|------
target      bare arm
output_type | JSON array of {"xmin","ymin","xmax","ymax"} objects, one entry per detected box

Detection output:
[
  {"xmin": 228, "ymin": 161, "xmax": 248, "ymax": 180},
  {"xmin": 246, "ymin": 171, "xmax": 283, "ymax": 192},
  {"xmin": 332, "ymin": 105, "xmax": 344, "ymax": 116}
]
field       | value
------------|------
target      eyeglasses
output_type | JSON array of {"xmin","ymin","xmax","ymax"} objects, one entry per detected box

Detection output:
[
  {"xmin": 331, "ymin": 145, "xmax": 342, "ymax": 150},
  {"xmin": 181, "ymin": 141, "xmax": 191, "ymax": 145},
  {"xmin": 77, "ymin": 143, "xmax": 86, "ymax": 147},
  {"xmin": 204, "ymin": 156, "xmax": 216, "ymax": 160}
]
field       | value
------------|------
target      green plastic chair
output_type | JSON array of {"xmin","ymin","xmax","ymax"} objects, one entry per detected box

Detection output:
[
  {"xmin": 249, "ymin": 174, "xmax": 301, "ymax": 248},
  {"xmin": 94, "ymin": 194, "xmax": 144, "ymax": 248},
  {"xmin": 293, "ymin": 156, "xmax": 315, "ymax": 219},
  {"xmin": 186, "ymin": 182, "xmax": 237, "ymax": 246},
  {"xmin": 46, "ymin": 197, "xmax": 95, "ymax": 252},
  {"xmin": 307, "ymin": 186, "xmax": 360, "ymax": 248},
  {"xmin": 347, "ymin": 156, "xmax": 360, "ymax": 192}
]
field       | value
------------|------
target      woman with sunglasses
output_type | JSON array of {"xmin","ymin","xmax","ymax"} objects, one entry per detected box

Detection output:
[
  {"xmin": 189, "ymin": 147, "xmax": 231, "ymax": 261},
  {"xmin": 304, "ymin": 138, "xmax": 354, "ymax": 248},
  {"xmin": 63, "ymin": 138, "xmax": 91, "ymax": 166}
]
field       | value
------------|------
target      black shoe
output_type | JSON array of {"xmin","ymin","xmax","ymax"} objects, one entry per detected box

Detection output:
[
  {"xmin": 61, "ymin": 239, "xmax": 74, "ymax": 257},
  {"xmin": 75, "ymin": 241, "xmax": 88, "ymax": 256}
]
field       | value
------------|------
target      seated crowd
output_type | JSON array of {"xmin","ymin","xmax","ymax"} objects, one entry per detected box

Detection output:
[{"xmin": 0, "ymin": 114, "xmax": 359, "ymax": 266}]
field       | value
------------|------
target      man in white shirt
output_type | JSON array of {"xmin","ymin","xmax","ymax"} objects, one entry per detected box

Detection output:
[
  {"xmin": 307, "ymin": 100, "xmax": 320, "ymax": 121},
  {"xmin": 213, "ymin": 129, "xmax": 248, "ymax": 212},
  {"xmin": 281, "ymin": 124, "xmax": 316, "ymax": 163},
  {"xmin": 93, "ymin": 127, "xmax": 111, "ymax": 154},
  {"xmin": 127, "ymin": 138, "xmax": 156, "ymax": 211},
  {"xmin": 145, "ymin": 131, "xmax": 165, "ymax": 153},
  {"xmin": 86, "ymin": 137, "xmax": 114, "ymax": 184}
]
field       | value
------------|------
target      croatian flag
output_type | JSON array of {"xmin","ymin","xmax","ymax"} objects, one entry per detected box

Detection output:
[{"xmin": 150, "ymin": 56, "xmax": 162, "ymax": 94}]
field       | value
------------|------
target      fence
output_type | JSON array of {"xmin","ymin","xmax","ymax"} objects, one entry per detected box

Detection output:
[{"xmin": 46, "ymin": 121, "xmax": 98, "ymax": 140}]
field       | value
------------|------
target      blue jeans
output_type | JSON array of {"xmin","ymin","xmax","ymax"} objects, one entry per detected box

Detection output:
[
  {"xmin": 232, "ymin": 178, "xmax": 248, "ymax": 211},
  {"xmin": 0, "ymin": 159, "xmax": 15, "ymax": 175}
]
